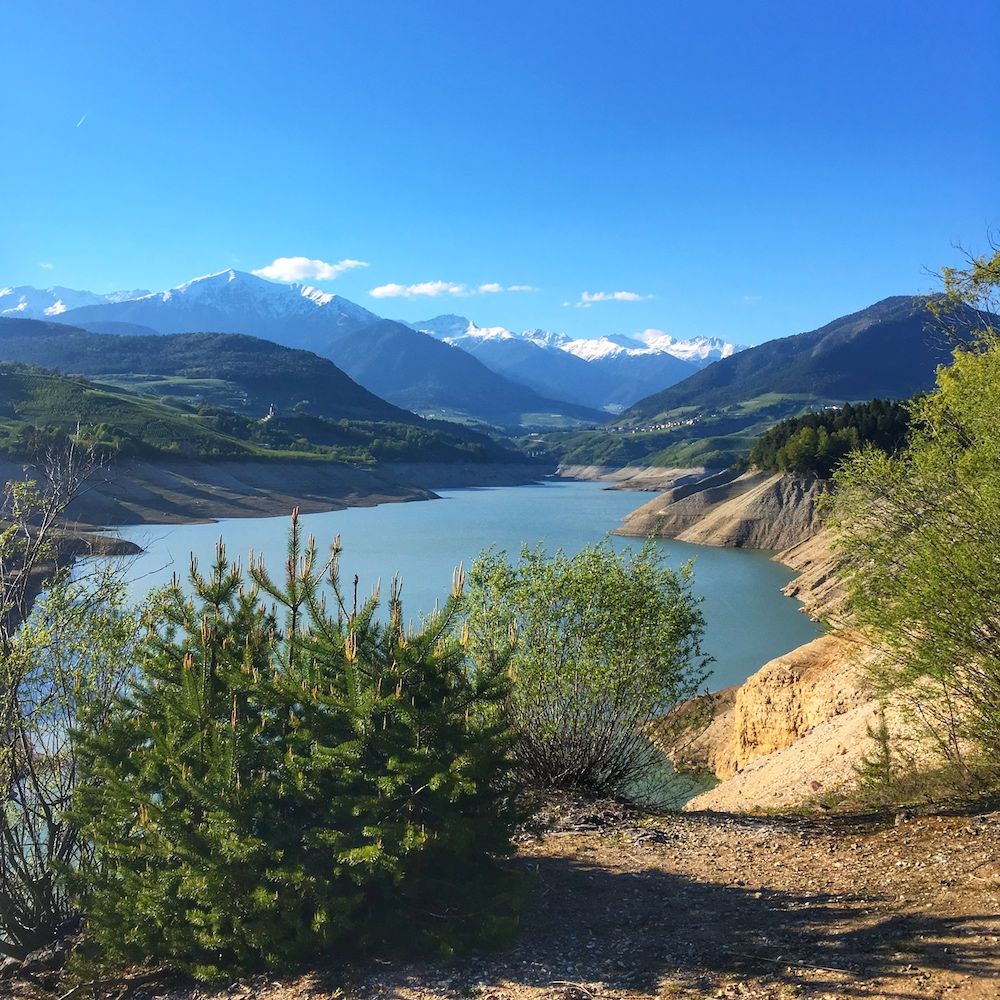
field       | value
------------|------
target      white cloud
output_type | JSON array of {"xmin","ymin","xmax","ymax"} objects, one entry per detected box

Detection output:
[
  {"xmin": 370, "ymin": 280, "xmax": 467, "ymax": 299},
  {"xmin": 577, "ymin": 290, "xmax": 653, "ymax": 307},
  {"xmin": 370, "ymin": 280, "xmax": 536, "ymax": 299},
  {"xmin": 38, "ymin": 261, "xmax": 54, "ymax": 270},
  {"xmin": 252, "ymin": 256, "xmax": 369, "ymax": 282}
]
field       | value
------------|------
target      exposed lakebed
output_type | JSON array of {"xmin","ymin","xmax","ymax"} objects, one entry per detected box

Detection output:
[{"xmin": 105, "ymin": 479, "xmax": 821, "ymax": 692}]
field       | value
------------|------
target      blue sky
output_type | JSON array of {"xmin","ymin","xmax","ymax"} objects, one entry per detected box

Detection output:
[{"xmin": 2, "ymin": 1, "xmax": 997, "ymax": 345}]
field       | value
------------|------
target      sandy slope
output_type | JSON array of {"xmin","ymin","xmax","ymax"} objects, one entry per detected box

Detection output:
[
  {"xmin": 556, "ymin": 464, "xmax": 713, "ymax": 492},
  {"xmin": 0, "ymin": 459, "xmax": 549, "ymax": 529},
  {"xmin": 615, "ymin": 471, "xmax": 830, "ymax": 550}
]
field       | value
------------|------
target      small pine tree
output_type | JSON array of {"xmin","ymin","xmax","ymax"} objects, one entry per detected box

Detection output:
[{"xmin": 74, "ymin": 513, "xmax": 517, "ymax": 978}]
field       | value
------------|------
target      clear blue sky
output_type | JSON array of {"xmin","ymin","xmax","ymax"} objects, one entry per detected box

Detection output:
[{"xmin": 2, "ymin": 1, "xmax": 997, "ymax": 345}]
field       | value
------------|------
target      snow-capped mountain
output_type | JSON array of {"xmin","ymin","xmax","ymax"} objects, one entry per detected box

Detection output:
[
  {"xmin": 139, "ymin": 269, "xmax": 373, "ymax": 321},
  {"xmin": 409, "ymin": 316, "xmax": 743, "ymax": 411},
  {"xmin": 632, "ymin": 330, "xmax": 739, "ymax": 362},
  {"xmin": 0, "ymin": 285, "xmax": 149, "ymax": 319},
  {"xmin": 51, "ymin": 270, "xmax": 379, "ymax": 352},
  {"xmin": 556, "ymin": 330, "xmax": 739, "ymax": 364},
  {"xmin": 1, "ymin": 272, "xmax": 601, "ymax": 429},
  {"xmin": 0, "ymin": 270, "xmax": 741, "ymax": 420},
  {"xmin": 413, "ymin": 316, "xmax": 739, "ymax": 365}
]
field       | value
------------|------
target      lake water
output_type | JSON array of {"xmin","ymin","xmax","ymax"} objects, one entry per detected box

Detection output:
[{"xmin": 106, "ymin": 479, "xmax": 821, "ymax": 692}]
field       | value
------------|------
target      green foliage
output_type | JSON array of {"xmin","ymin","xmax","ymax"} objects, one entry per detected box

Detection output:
[
  {"xmin": 748, "ymin": 399, "xmax": 910, "ymax": 477},
  {"xmin": 0, "ymin": 569, "xmax": 139, "ymax": 958},
  {"xmin": 832, "ymin": 251, "xmax": 1000, "ymax": 789},
  {"xmin": 73, "ymin": 517, "xmax": 517, "ymax": 978},
  {"xmin": 464, "ymin": 542, "xmax": 710, "ymax": 799}
]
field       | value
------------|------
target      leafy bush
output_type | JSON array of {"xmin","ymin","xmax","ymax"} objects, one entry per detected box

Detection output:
[
  {"xmin": 0, "ymin": 570, "xmax": 139, "ymax": 959},
  {"xmin": 73, "ymin": 515, "xmax": 517, "ymax": 978},
  {"xmin": 0, "ymin": 444, "xmax": 135, "ymax": 959},
  {"xmin": 464, "ymin": 542, "xmax": 709, "ymax": 799},
  {"xmin": 832, "ymin": 248, "xmax": 1000, "ymax": 791}
]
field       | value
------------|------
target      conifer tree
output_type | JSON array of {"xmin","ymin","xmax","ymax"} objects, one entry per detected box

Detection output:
[{"xmin": 74, "ymin": 512, "xmax": 516, "ymax": 977}]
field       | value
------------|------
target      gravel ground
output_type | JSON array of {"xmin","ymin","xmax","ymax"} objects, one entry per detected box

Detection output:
[{"xmin": 9, "ymin": 799, "xmax": 999, "ymax": 1000}]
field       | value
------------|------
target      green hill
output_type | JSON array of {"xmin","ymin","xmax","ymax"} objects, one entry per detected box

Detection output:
[
  {"xmin": 0, "ymin": 318, "xmax": 415, "ymax": 423},
  {"xmin": 0, "ymin": 363, "xmax": 526, "ymax": 467},
  {"xmin": 620, "ymin": 296, "xmax": 968, "ymax": 425},
  {"xmin": 536, "ymin": 296, "xmax": 987, "ymax": 470}
]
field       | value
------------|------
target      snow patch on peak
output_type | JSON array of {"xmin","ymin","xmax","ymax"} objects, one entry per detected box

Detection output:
[
  {"xmin": 558, "ymin": 333, "xmax": 686, "ymax": 361},
  {"xmin": 300, "ymin": 284, "xmax": 336, "ymax": 306},
  {"xmin": 409, "ymin": 315, "xmax": 476, "ymax": 341},
  {"xmin": 0, "ymin": 284, "xmax": 117, "ymax": 319},
  {"xmin": 461, "ymin": 323, "xmax": 516, "ymax": 342},
  {"xmin": 633, "ymin": 329, "xmax": 742, "ymax": 361},
  {"xmin": 522, "ymin": 328, "xmax": 570, "ymax": 349}
]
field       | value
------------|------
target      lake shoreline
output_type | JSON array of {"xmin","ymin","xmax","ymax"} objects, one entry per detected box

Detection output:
[
  {"xmin": 106, "ymin": 481, "xmax": 821, "ymax": 695},
  {"xmin": 20, "ymin": 458, "xmax": 553, "ymax": 529}
]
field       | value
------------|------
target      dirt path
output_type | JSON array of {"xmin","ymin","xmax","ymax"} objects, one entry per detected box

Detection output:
[
  {"xmin": 9, "ymin": 802, "xmax": 997, "ymax": 999},
  {"xmin": 68, "ymin": 802, "xmax": 992, "ymax": 1000}
]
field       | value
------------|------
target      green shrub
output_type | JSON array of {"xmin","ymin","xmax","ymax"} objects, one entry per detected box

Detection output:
[
  {"xmin": 832, "ymin": 248, "xmax": 1000, "ymax": 790},
  {"xmin": 747, "ymin": 398, "xmax": 911, "ymax": 477},
  {"xmin": 73, "ymin": 514, "xmax": 517, "ymax": 979},
  {"xmin": 464, "ymin": 542, "xmax": 710, "ymax": 800}
]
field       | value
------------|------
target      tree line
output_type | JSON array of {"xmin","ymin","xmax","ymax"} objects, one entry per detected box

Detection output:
[{"xmin": 747, "ymin": 398, "xmax": 911, "ymax": 477}]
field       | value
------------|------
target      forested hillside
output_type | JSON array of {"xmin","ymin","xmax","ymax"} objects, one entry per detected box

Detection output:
[
  {"xmin": 747, "ymin": 399, "xmax": 911, "ymax": 477},
  {"xmin": 0, "ymin": 318, "xmax": 414, "ymax": 422}
]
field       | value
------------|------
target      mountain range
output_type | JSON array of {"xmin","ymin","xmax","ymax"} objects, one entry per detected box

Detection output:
[
  {"xmin": 408, "ymin": 316, "xmax": 739, "ymax": 410},
  {"xmin": 0, "ymin": 285, "xmax": 151, "ymax": 318},
  {"xmin": 543, "ymin": 295, "xmax": 988, "ymax": 471},
  {"xmin": 3, "ymin": 273, "xmax": 979, "ymax": 475},
  {"xmin": 1, "ymin": 271, "xmax": 740, "ymax": 425},
  {"xmin": 620, "ymin": 295, "xmax": 970, "ymax": 424}
]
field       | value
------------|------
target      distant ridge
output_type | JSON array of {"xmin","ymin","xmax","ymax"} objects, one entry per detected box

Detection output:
[
  {"xmin": 59, "ymin": 269, "xmax": 378, "ymax": 353},
  {"xmin": 620, "ymin": 295, "xmax": 976, "ymax": 424},
  {"xmin": 330, "ymin": 319, "xmax": 607, "ymax": 428},
  {"xmin": 410, "ymin": 314, "xmax": 742, "ymax": 410},
  {"xmin": 540, "ymin": 296, "xmax": 995, "ymax": 471},
  {"xmin": 0, "ymin": 317, "xmax": 411, "ymax": 423},
  {"xmin": 35, "ymin": 272, "xmax": 605, "ymax": 429}
]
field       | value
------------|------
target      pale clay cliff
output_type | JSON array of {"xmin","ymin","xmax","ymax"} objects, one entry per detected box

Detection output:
[
  {"xmin": 598, "ymin": 465, "xmax": 888, "ymax": 812},
  {"xmin": 675, "ymin": 527, "xmax": 891, "ymax": 812},
  {"xmin": 675, "ymin": 523, "xmax": 906, "ymax": 812},
  {"xmin": 614, "ymin": 469, "xmax": 832, "ymax": 550}
]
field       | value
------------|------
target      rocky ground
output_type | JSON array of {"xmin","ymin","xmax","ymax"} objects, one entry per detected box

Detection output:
[{"xmin": 12, "ymin": 798, "xmax": 998, "ymax": 1000}]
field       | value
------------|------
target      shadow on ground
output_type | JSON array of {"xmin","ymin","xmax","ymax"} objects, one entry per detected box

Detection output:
[
  {"xmin": 484, "ymin": 854, "xmax": 997, "ymax": 997},
  {"xmin": 306, "ymin": 850, "xmax": 998, "ymax": 998}
]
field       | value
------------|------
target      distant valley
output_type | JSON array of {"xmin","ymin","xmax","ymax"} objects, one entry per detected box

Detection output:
[
  {"xmin": 536, "ymin": 295, "xmax": 987, "ymax": 470},
  {"xmin": 2, "ymin": 273, "xmax": 986, "ymax": 503},
  {"xmin": 1, "ymin": 272, "xmax": 740, "ymax": 426}
]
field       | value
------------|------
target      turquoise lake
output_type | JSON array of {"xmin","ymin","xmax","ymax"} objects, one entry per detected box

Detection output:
[{"xmin": 106, "ymin": 479, "xmax": 821, "ymax": 692}]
